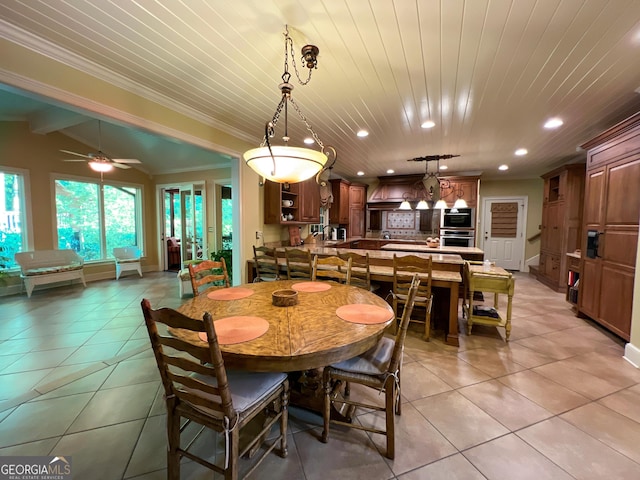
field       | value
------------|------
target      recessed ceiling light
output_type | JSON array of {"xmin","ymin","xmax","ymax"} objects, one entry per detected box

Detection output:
[
  {"xmin": 498, "ymin": 164, "xmax": 509, "ymax": 171},
  {"xmin": 515, "ymin": 148, "xmax": 528, "ymax": 156},
  {"xmin": 357, "ymin": 130, "xmax": 369, "ymax": 137},
  {"xmin": 303, "ymin": 137, "xmax": 314, "ymax": 144},
  {"xmin": 357, "ymin": 171, "xmax": 365, "ymax": 176},
  {"xmin": 421, "ymin": 120, "xmax": 435, "ymax": 129},
  {"xmin": 386, "ymin": 169, "xmax": 395, "ymax": 174},
  {"xmin": 544, "ymin": 118, "xmax": 563, "ymax": 129},
  {"xmin": 439, "ymin": 165, "xmax": 448, "ymax": 170}
]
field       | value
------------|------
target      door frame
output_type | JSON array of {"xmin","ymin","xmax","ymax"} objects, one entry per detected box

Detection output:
[
  {"xmin": 156, "ymin": 181, "xmax": 207, "ymax": 271},
  {"xmin": 480, "ymin": 196, "xmax": 528, "ymax": 272}
]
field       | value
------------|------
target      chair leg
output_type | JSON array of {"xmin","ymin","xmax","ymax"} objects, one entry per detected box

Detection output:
[
  {"xmin": 344, "ymin": 381, "xmax": 350, "ymax": 397},
  {"xmin": 225, "ymin": 428, "xmax": 240, "ymax": 480},
  {"xmin": 395, "ymin": 365, "xmax": 402, "ymax": 416},
  {"xmin": 423, "ymin": 307, "xmax": 431, "ymax": 341},
  {"xmin": 384, "ymin": 378, "xmax": 396, "ymax": 460},
  {"xmin": 167, "ymin": 411, "xmax": 181, "ymax": 480},
  {"xmin": 279, "ymin": 386, "xmax": 289, "ymax": 458},
  {"xmin": 321, "ymin": 369, "xmax": 331, "ymax": 443}
]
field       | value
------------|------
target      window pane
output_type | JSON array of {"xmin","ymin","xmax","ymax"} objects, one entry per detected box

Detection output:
[
  {"xmin": 0, "ymin": 171, "xmax": 26, "ymax": 268},
  {"xmin": 104, "ymin": 185, "xmax": 139, "ymax": 255},
  {"xmin": 55, "ymin": 180, "xmax": 101, "ymax": 260}
]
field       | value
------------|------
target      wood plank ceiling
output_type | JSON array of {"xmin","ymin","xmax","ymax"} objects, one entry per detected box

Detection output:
[{"xmin": 1, "ymin": 0, "xmax": 640, "ymax": 179}]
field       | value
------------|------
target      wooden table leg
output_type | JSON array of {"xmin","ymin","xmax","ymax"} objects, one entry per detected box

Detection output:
[{"xmin": 445, "ymin": 281, "xmax": 460, "ymax": 346}]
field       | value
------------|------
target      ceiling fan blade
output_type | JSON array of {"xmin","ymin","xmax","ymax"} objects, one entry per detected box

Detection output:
[
  {"xmin": 62, "ymin": 159, "xmax": 88, "ymax": 162},
  {"xmin": 60, "ymin": 149, "xmax": 92, "ymax": 159},
  {"xmin": 112, "ymin": 158, "xmax": 141, "ymax": 164},
  {"xmin": 111, "ymin": 162, "xmax": 131, "ymax": 169}
]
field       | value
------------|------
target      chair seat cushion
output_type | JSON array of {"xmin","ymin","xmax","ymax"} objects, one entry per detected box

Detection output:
[
  {"xmin": 23, "ymin": 264, "xmax": 83, "ymax": 276},
  {"xmin": 330, "ymin": 336, "xmax": 395, "ymax": 376},
  {"xmin": 190, "ymin": 370, "xmax": 287, "ymax": 414}
]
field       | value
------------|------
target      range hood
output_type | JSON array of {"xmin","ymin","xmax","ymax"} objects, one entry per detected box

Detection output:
[{"xmin": 367, "ymin": 174, "xmax": 427, "ymax": 208}]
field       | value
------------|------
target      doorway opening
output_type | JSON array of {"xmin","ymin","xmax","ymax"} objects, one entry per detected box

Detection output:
[{"xmin": 161, "ymin": 183, "xmax": 206, "ymax": 272}]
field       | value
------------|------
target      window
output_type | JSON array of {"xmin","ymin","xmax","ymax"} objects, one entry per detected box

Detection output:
[
  {"xmin": 55, "ymin": 178, "xmax": 143, "ymax": 262},
  {"xmin": 0, "ymin": 168, "xmax": 30, "ymax": 269}
]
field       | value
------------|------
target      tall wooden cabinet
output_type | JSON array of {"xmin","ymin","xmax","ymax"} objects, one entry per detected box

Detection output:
[
  {"xmin": 348, "ymin": 183, "xmax": 366, "ymax": 238},
  {"xmin": 537, "ymin": 164, "xmax": 585, "ymax": 292},
  {"xmin": 578, "ymin": 112, "xmax": 640, "ymax": 340}
]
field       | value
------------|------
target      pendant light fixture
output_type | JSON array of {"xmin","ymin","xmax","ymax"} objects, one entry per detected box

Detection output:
[{"xmin": 243, "ymin": 26, "xmax": 336, "ymax": 184}]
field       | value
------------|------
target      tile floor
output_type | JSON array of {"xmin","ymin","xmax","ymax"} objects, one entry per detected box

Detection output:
[{"xmin": 1, "ymin": 272, "xmax": 639, "ymax": 479}]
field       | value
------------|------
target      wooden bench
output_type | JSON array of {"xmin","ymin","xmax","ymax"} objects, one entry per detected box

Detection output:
[{"xmin": 15, "ymin": 249, "xmax": 86, "ymax": 298}]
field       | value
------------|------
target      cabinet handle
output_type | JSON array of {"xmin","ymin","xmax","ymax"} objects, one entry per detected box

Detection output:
[{"xmin": 596, "ymin": 231, "xmax": 604, "ymax": 258}]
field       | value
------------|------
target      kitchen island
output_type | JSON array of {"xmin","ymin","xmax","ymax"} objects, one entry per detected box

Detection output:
[{"xmin": 380, "ymin": 243, "xmax": 484, "ymax": 262}]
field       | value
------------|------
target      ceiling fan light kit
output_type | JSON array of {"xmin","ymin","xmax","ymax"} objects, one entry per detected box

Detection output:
[
  {"xmin": 61, "ymin": 120, "xmax": 141, "ymax": 173},
  {"xmin": 243, "ymin": 25, "xmax": 335, "ymax": 184}
]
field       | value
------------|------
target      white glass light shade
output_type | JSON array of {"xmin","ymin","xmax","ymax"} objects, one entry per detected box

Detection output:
[
  {"xmin": 243, "ymin": 146, "xmax": 328, "ymax": 183},
  {"xmin": 453, "ymin": 198, "xmax": 468, "ymax": 209},
  {"xmin": 398, "ymin": 200, "xmax": 412, "ymax": 210},
  {"xmin": 434, "ymin": 200, "xmax": 448, "ymax": 209},
  {"xmin": 416, "ymin": 199, "xmax": 429, "ymax": 210},
  {"xmin": 89, "ymin": 161, "xmax": 113, "ymax": 172}
]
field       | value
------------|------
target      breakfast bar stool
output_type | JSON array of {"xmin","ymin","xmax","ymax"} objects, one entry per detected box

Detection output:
[
  {"xmin": 253, "ymin": 245, "xmax": 280, "ymax": 282},
  {"xmin": 284, "ymin": 248, "xmax": 313, "ymax": 280},
  {"xmin": 312, "ymin": 255, "xmax": 352, "ymax": 284},
  {"xmin": 391, "ymin": 254, "xmax": 433, "ymax": 341}
]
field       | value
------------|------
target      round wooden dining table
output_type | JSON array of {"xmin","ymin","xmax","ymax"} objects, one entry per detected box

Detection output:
[{"xmin": 176, "ymin": 279, "xmax": 395, "ymax": 373}]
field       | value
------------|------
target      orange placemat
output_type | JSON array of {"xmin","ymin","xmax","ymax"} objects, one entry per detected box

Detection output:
[
  {"xmin": 291, "ymin": 282, "xmax": 332, "ymax": 292},
  {"xmin": 198, "ymin": 316, "xmax": 269, "ymax": 345},
  {"xmin": 336, "ymin": 304, "xmax": 393, "ymax": 324},
  {"xmin": 207, "ymin": 287, "xmax": 254, "ymax": 301}
]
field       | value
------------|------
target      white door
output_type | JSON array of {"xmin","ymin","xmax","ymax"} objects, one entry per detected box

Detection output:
[{"xmin": 481, "ymin": 197, "xmax": 527, "ymax": 271}]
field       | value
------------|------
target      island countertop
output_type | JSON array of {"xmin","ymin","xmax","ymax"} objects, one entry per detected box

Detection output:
[
  {"xmin": 276, "ymin": 245, "xmax": 464, "ymax": 268},
  {"xmin": 380, "ymin": 243, "xmax": 484, "ymax": 255}
]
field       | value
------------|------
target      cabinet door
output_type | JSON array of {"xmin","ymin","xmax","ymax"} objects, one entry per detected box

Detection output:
[
  {"xmin": 349, "ymin": 184, "xmax": 366, "ymax": 208},
  {"xmin": 546, "ymin": 202, "xmax": 563, "ymax": 253},
  {"xmin": 299, "ymin": 177, "xmax": 320, "ymax": 223},
  {"xmin": 349, "ymin": 207, "xmax": 365, "ymax": 237}
]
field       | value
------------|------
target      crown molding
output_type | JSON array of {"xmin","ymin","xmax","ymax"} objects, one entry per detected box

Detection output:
[{"xmin": 0, "ymin": 19, "xmax": 255, "ymax": 145}]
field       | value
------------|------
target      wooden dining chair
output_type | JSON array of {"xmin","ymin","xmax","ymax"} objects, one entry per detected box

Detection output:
[
  {"xmin": 141, "ymin": 299, "xmax": 289, "ymax": 480},
  {"xmin": 253, "ymin": 245, "xmax": 280, "ymax": 282},
  {"xmin": 284, "ymin": 248, "xmax": 312, "ymax": 280},
  {"xmin": 392, "ymin": 254, "xmax": 433, "ymax": 340},
  {"xmin": 187, "ymin": 258, "xmax": 230, "ymax": 296},
  {"xmin": 338, "ymin": 250, "xmax": 373, "ymax": 291},
  {"xmin": 321, "ymin": 274, "xmax": 422, "ymax": 460},
  {"xmin": 312, "ymin": 255, "xmax": 352, "ymax": 284}
]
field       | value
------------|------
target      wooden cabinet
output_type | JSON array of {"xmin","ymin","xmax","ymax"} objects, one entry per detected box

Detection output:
[
  {"xmin": 439, "ymin": 176, "xmax": 479, "ymax": 208},
  {"xmin": 299, "ymin": 178, "xmax": 320, "ymax": 223},
  {"xmin": 264, "ymin": 178, "xmax": 320, "ymax": 224},
  {"xmin": 536, "ymin": 164, "xmax": 585, "ymax": 292},
  {"xmin": 578, "ymin": 112, "xmax": 640, "ymax": 340},
  {"xmin": 566, "ymin": 253, "xmax": 580, "ymax": 305},
  {"xmin": 329, "ymin": 179, "xmax": 350, "ymax": 224},
  {"xmin": 348, "ymin": 183, "xmax": 366, "ymax": 238}
]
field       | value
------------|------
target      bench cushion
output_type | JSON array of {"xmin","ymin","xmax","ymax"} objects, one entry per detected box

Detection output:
[{"xmin": 23, "ymin": 264, "xmax": 83, "ymax": 276}]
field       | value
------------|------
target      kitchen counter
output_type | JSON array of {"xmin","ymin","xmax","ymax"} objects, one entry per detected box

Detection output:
[{"xmin": 381, "ymin": 243, "xmax": 483, "ymax": 254}]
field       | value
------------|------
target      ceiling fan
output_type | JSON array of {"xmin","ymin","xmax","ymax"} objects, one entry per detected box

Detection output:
[{"xmin": 61, "ymin": 120, "xmax": 141, "ymax": 172}]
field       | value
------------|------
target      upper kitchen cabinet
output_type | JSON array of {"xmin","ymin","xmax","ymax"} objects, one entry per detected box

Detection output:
[
  {"xmin": 329, "ymin": 179, "xmax": 350, "ymax": 224},
  {"xmin": 299, "ymin": 177, "xmax": 320, "ymax": 223},
  {"xmin": 348, "ymin": 183, "xmax": 367, "ymax": 238},
  {"xmin": 263, "ymin": 177, "xmax": 320, "ymax": 224},
  {"xmin": 438, "ymin": 176, "xmax": 479, "ymax": 208}
]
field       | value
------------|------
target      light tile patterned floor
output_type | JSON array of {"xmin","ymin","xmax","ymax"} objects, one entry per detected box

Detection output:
[{"xmin": 1, "ymin": 272, "xmax": 639, "ymax": 479}]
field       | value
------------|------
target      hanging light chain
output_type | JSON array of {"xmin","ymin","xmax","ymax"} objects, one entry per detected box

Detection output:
[{"xmin": 284, "ymin": 26, "xmax": 313, "ymax": 86}]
